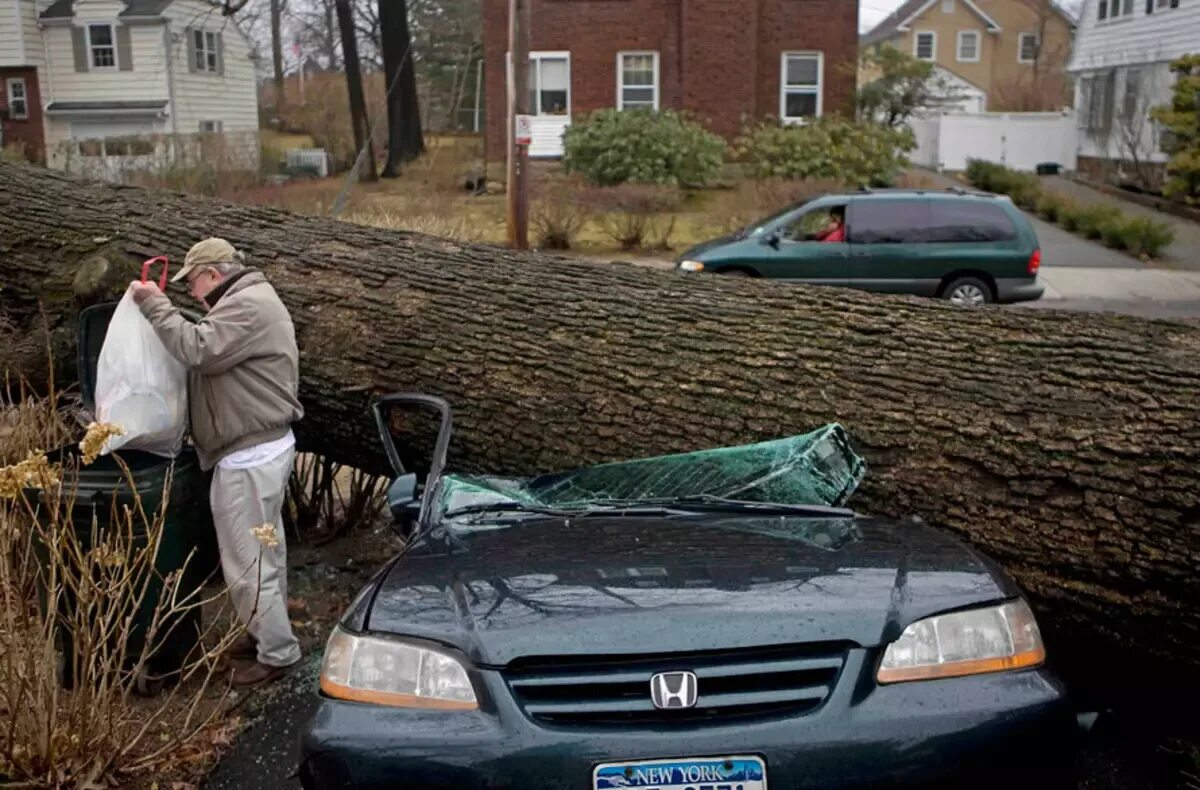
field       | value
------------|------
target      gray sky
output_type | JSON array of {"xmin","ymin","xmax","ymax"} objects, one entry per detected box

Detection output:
[{"xmin": 860, "ymin": 0, "xmax": 907, "ymax": 32}]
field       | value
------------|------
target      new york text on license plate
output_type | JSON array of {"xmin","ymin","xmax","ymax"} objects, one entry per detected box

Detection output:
[{"xmin": 594, "ymin": 756, "xmax": 766, "ymax": 790}]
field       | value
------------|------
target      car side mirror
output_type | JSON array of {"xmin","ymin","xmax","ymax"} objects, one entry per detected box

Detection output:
[
  {"xmin": 763, "ymin": 232, "xmax": 781, "ymax": 249},
  {"xmin": 387, "ymin": 473, "xmax": 419, "ymax": 533}
]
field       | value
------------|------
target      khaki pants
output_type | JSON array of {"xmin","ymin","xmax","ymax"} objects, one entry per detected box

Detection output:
[{"xmin": 210, "ymin": 446, "xmax": 302, "ymax": 667}]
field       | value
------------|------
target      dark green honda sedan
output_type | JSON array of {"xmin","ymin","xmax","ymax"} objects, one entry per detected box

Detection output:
[{"xmin": 676, "ymin": 189, "xmax": 1045, "ymax": 305}]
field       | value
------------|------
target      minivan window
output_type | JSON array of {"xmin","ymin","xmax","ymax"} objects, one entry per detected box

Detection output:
[
  {"xmin": 744, "ymin": 201, "xmax": 813, "ymax": 237},
  {"xmin": 848, "ymin": 199, "xmax": 930, "ymax": 244},
  {"xmin": 928, "ymin": 201, "xmax": 1018, "ymax": 243}
]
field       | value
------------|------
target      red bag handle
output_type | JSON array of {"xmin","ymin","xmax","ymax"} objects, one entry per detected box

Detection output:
[{"xmin": 140, "ymin": 256, "xmax": 169, "ymax": 290}]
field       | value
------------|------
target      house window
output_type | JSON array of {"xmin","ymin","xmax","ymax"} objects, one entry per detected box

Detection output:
[
  {"xmin": 194, "ymin": 29, "xmax": 218, "ymax": 73},
  {"xmin": 528, "ymin": 53, "xmax": 569, "ymax": 115},
  {"xmin": 88, "ymin": 24, "xmax": 116, "ymax": 69},
  {"xmin": 76, "ymin": 136, "xmax": 154, "ymax": 157},
  {"xmin": 1147, "ymin": 0, "xmax": 1181, "ymax": 11},
  {"xmin": 914, "ymin": 32, "xmax": 936, "ymax": 61},
  {"xmin": 1079, "ymin": 71, "xmax": 1115, "ymax": 132},
  {"xmin": 199, "ymin": 120, "xmax": 224, "ymax": 133},
  {"xmin": 957, "ymin": 31, "xmax": 980, "ymax": 62},
  {"xmin": 618, "ymin": 52, "xmax": 659, "ymax": 110},
  {"xmin": 780, "ymin": 52, "xmax": 822, "ymax": 122},
  {"xmin": 1122, "ymin": 67, "xmax": 1142, "ymax": 118},
  {"xmin": 6, "ymin": 78, "xmax": 28, "ymax": 120},
  {"xmin": 1018, "ymin": 33, "xmax": 1039, "ymax": 63},
  {"xmin": 1101, "ymin": 0, "xmax": 1136, "ymax": 18}
]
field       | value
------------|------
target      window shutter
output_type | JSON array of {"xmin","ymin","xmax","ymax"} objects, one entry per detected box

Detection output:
[
  {"xmin": 117, "ymin": 25, "xmax": 134, "ymax": 70},
  {"xmin": 187, "ymin": 28, "xmax": 197, "ymax": 73},
  {"xmin": 72, "ymin": 27, "xmax": 89, "ymax": 72},
  {"xmin": 216, "ymin": 32, "xmax": 225, "ymax": 75}
]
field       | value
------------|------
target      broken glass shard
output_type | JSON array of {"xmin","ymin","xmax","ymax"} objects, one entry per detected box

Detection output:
[{"xmin": 433, "ymin": 424, "xmax": 866, "ymax": 524}]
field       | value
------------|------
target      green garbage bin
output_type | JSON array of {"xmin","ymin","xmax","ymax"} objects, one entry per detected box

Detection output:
[{"xmin": 26, "ymin": 302, "xmax": 219, "ymax": 694}]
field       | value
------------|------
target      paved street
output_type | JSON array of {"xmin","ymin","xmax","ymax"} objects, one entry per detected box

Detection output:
[{"xmin": 1027, "ymin": 266, "xmax": 1200, "ymax": 322}]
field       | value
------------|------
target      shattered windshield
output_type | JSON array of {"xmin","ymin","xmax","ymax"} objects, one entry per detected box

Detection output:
[{"xmin": 431, "ymin": 424, "xmax": 866, "ymax": 530}]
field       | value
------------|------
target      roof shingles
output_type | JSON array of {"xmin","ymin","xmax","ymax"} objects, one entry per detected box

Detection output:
[{"xmin": 40, "ymin": 0, "xmax": 176, "ymax": 19}]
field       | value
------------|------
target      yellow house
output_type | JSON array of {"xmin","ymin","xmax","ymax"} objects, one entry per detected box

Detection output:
[{"xmin": 861, "ymin": 0, "xmax": 1077, "ymax": 112}]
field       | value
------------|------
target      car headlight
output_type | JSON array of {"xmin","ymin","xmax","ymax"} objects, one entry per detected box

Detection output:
[
  {"xmin": 678, "ymin": 260, "xmax": 705, "ymax": 272},
  {"xmin": 319, "ymin": 626, "xmax": 478, "ymax": 709},
  {"xmin": 877, "ymin": 600, "xmax": 1045, "ymax": 684}
]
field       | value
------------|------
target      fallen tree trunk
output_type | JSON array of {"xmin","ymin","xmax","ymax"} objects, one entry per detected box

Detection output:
[{"xmin": 2, "ymin": 163, "xmax": 1198, "ymax": 700}]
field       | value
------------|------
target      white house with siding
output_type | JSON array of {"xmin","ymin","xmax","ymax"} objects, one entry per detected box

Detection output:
[
  {"xmin": 0, "ymin": 0, "xmax": 259, "ymax": 176},
  {"xmin": 1068, "ymin": 0, "xmax": 1197, "ymax": 185}
]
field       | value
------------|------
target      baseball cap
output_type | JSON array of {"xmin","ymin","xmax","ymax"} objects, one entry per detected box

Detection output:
[{"xmin": 172, "ymin": 237, "xmax": 239, "ymax": 282}]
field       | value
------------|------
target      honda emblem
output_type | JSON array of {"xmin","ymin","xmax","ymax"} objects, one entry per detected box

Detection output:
[{"xmin": 649, "ymin": 671, "xmax": 698, "ymax": 710}]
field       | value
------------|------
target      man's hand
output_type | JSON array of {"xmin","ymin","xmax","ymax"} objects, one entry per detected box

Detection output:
[{"xmin": 129, "ymin": 280, "xmax": 163, "ymax": 306}]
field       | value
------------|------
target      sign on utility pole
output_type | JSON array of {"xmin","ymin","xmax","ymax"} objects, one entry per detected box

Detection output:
[{"xmin": 506, "ymin": 0, "xmax": 530, "ymax": 250}]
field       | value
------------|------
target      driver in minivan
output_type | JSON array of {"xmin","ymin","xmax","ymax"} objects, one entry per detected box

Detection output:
[{"xmin": 814, "ymin": 208, "xmax": 845, "ymax": 243}]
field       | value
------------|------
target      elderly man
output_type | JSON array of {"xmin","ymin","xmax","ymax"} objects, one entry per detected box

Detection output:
[{"xmin": 130, "ymin": 237, "xmax": 304, "ymax": 686}]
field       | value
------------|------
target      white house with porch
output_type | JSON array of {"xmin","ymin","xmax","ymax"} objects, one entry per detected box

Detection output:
[
  {"xmin": 1068, "ymin": 0, "xmax": 1198, "ymax": 186},
  {"xmin": 16, "ymin": 0, "xmax": 260, "ymax": 177}
]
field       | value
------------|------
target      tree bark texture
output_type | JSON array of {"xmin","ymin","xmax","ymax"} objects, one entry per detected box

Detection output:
[
  {"xmin": 335, "ymin": 0, "xmax": 377, "ymax": 181},
  {"xmin": 379, "ymin": 0, "xmax": 424, "ymax": 177},
  {"xmin": 1, "ymin": 164, "xmax": 1198, "ymax": 697}
]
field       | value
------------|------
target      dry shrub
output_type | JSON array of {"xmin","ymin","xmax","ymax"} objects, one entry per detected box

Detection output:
[
  {"xmin": 531, "ymin": 179, "xmax": 593, "ymax": 250},
  {"xmin": 583, "ymin": 184, "xmax": 683, "ymax": 251},
  {"xmin": 1, "ymin": 141, "xmax": 30, "ymax": 165},
  {"xmin": 0, "ymin": 412, "xmax": 243, "ymax": 787},
  {"xmin": 285, "ymin": 452, "xmax": 386, "ymax": 545},
  {"xmin": 275, "ymin": 71, "xmax": 387, "ymax": 170},
  {"xmin": 344, "ymin": 206, "xmax": 484, "ymax": 243}
]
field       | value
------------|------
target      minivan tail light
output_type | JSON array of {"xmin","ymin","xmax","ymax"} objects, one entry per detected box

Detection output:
[{"xmin": 1028, "ymin": 249, "xmax": 1041, "ymax": 275}]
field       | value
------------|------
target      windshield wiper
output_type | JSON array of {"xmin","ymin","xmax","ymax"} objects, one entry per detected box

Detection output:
[
  {"xmin": 634, "ymin": 495, "xmax": 855, "ymax": 517},
  {"xmin": 441, "ymin": 502, "xmax": 579, "ymax": 520}
]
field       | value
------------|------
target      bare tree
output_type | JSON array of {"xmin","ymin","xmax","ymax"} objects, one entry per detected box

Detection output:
[
  {"xmin": 271, "ymin": 0, "xmax": 288, "ymax": 116},
  {"xmin": 380, "ymin": 0, "xmax": 424, "ymax": 176},
  {"xmin": 992, "ymin": 0, "xmax": 1073, "ymax": 112},
  {"xmin": 335, "ymin": 0, "xmax": 377, "ymax": 180}
]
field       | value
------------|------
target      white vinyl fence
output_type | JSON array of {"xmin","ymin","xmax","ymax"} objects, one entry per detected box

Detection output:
[{"xmin": 909, "ymin": 112, "xmax": 1078, "ymax": 173}]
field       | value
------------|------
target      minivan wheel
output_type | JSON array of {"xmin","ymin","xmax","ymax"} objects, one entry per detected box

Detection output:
[{"xmin": 943, "ymin": 277, "xmax": 993, "ymax": 306}]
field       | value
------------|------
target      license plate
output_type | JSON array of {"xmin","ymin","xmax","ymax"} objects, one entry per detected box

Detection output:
[{"xmin": 594, "ymin": 756, "xmax": 767, "ymax": 790}]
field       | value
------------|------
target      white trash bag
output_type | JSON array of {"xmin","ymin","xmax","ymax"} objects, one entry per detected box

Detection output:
[{"xmin": 94, "ymin": 267, "xmax": 188, "ymax": 458}]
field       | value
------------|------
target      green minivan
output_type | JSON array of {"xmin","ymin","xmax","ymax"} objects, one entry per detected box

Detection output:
[{"xmin": 675, "ymin": 189, "xmax": 1045, "ymax": 305}]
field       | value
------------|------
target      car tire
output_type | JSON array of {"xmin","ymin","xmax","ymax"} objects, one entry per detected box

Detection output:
[
  {"xmin": 718, "ymin": 269, "xmax": 752, "ymax": 277},
  {"xmin": 942, "ymin": 276, "xmax": 993, "ymax": 306}
]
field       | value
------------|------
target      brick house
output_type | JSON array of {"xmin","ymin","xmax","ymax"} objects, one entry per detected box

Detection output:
[
  {"xmin": 482, "ymin": 0, "xmax": 859, "ymax": 159},
  {"xmin": 1, "ymin": 0, "xmax": 46, "ymax": 162}
]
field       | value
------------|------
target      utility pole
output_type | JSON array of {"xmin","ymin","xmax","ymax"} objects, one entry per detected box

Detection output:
[{"xmin": 506, "ymin": 0, "xmax": 530, "ymax": 249}]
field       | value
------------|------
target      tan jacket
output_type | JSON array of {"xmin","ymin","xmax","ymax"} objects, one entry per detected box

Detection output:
[{"xmin": 139, "ymin": 270, "xmax": 304, "ymax": 471}]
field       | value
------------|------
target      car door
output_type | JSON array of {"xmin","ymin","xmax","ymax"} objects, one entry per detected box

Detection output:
[
  {"xmin": 921, "ymin": 198, "xmax": 1029, "ymax": 282},
  {"xmin": 846, "ymin": 198, "xmax": 939, "ymax": 296},
  {"xmin": 756, "ymin": 205, "xmax": 850, "ymax": 285}
]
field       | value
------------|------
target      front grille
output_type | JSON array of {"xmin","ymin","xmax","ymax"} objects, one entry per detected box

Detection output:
[{"xmin": 504, "ymin": 643, "xmax": 847, "ymax": 727}]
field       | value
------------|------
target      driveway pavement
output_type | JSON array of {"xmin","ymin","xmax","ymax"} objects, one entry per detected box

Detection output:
[
  {"xmin": 1030, "ymin": 216, "xmax": 1143, "ymax": 269},
  {"xmin": 1042, "ymin": 176, "xmax": 1200, "ymax": 273}
]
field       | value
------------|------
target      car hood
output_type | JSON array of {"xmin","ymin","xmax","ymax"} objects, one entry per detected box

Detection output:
[
  {"xmin": 676, "ymin": 232, "xmax": 742, "ymax": 262},
  {"xmin": 363, "ymin": 515, "xmax": 1015, "ymax": 667}
]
